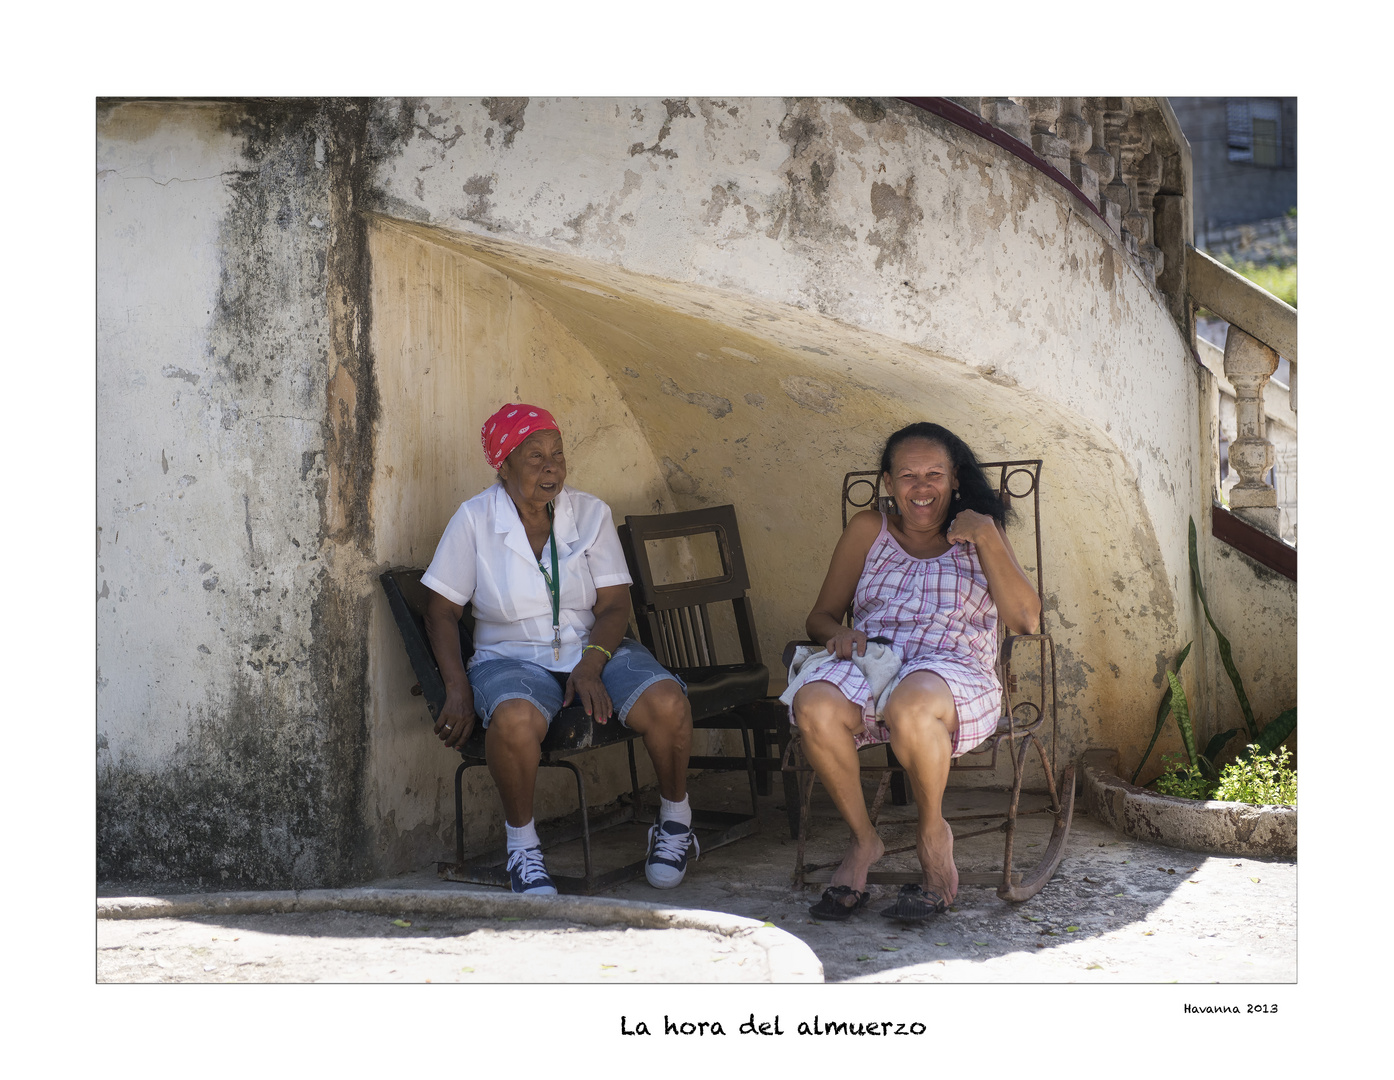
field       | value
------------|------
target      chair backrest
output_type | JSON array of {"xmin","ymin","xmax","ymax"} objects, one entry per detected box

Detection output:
[
  {"xmin": 617, "ymin": 504, "xmax": 762, "ymax": 670},
  {"xmin": 379, "ymin": 567, "xmax": 474, "ymax": 719},
  {"xmin": 841, "ymin": 459, "xmax": 1046, "ymax": 634}
]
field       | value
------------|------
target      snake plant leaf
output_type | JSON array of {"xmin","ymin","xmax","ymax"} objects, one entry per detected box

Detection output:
[
  {"xmin": 1166, "ymin": 669, "xmax": 1199, "ymax": 769},
  {"xmin": 1253, "ymin": 707, "xmax": 1296, "ymax": 756},
  {"xmin": 1203, "ymin": 728, "xmax": 1242, "ymax": 768},
  {"xmin": 1189, "ymin": 517, "xmax": 1258, "ymax": 739},
  {"xmin": 1131, "ymin": 641, "xmax": 1192, "ymax": 784}
]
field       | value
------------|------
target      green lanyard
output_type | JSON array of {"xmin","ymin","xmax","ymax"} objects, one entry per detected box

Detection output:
[{"xmin": 536, "ymin": 502, "xmax": 561, "ymax": 660}]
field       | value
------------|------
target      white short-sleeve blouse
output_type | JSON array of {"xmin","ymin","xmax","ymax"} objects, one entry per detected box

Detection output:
[{"xmin": 421, "ymin": 484, "xmax": 633, "ymax": 672}]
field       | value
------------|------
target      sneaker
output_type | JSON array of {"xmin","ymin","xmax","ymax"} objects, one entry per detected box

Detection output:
[
  {"xmin": 645, "ymin": 819, "xmax": 699, "ymax": 888},
  {"xmin": 506, "ymin": 845, "xmax": 557, "ymax": 895}
]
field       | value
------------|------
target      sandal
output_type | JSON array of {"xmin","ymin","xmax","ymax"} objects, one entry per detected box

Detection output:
[
  {"xmin": 879, "ymin": 883, "xmax": 948, "ymax": 923},
  {"xmin": 808, "ymin": 885, "xmax": 871, "ymax": 921}
]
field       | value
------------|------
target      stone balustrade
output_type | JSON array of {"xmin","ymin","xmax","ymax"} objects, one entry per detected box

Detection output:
[
  {"xmin": 943, "ymin": 96, "xmax": 1187, "ymax": 299},
  {"xmin": 934, "ymin": 95, "xmax": 1294, "ymax": 550},
  {"xmin": 1187, "ymin": 246, "xmax": 1298, "ymax": 542}
]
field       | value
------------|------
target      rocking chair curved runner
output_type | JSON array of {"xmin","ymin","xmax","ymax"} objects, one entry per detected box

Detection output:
[{"xmin": 781, "ymin": 459, "xmax": 1075, "ymax": 903}]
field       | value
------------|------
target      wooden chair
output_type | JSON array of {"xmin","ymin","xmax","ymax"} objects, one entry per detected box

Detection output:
[
  {"xmin": 379, "ymin": 568, "xmax": 649, "ymax": 894},
  {"xmin": 618, "ymin": 504, "xmax": 798, "ymax": 841},
  {"xmin": 780, "ymin": 461, "xmax": 1075, "ymax": 902}
]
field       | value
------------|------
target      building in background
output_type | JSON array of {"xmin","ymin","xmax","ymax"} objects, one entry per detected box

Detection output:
[{"xmin": 1169, "ymin": 97, "xmax": 1296, "ymax": 244}]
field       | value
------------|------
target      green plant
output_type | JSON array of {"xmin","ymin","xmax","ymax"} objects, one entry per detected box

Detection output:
[
  {"xmin": 1153, "ymin": 752, "xmax": 1216, "ymax": 801},
  {"xmin": 1212, "ymin": 745, "xmax": 1297, "ymax": 806},
  {"xmin": 1188, "ymin": 517, "xmax": 1295, "ymax": 763},
  {"xmin": 1132, "ymin": 519, "xmax": 1296, "ymax": 791},
  {"xmin": 1132, "ymin": 647, "xmax": 1238, "ymax": 787}
]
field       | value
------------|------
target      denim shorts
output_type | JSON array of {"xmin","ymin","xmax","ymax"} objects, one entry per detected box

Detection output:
[{"xmin": 468, "ymin": 640, "xmax": 685, "ymax": 728}]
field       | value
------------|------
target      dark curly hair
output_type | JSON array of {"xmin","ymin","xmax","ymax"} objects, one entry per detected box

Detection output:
[{"xmin": 879, "ymin": 422, "xmax": 1007, "ymax": 530}]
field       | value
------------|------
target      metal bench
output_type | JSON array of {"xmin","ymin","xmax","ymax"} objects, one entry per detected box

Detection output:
[
  {"xmin": 380, "ymin": 513, "xmax": 772, "ymax": 894},
  {"xmin": 380, "ymin": 568, "xmax": 649, "ymax": 894}
]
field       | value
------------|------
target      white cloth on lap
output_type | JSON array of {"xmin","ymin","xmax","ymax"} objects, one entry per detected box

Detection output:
[{"xmin": 779, "ymin": 641, "xmax": 903, "ymax": 719}]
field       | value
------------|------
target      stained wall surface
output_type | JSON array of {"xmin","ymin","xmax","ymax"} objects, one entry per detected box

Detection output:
[
  {"xmin": 365, "ymin": 220, "xmax": 681, "ymax": 869},
  {"xmin": 97, "ymin": 100, "xmax": 414, "ymax": 886},
  {"xmin": 98, "ymin": 96, "xmax": 1288, "ymax": 886},
  {"xmin": 370, "ymin": 97, "xmax": 1208, "ymax": 790}
]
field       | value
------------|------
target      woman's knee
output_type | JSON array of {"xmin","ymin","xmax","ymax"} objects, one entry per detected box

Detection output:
[
  {"xmin": 486, "ymin": 699, "xmax": 548, "ymax": 748},
  {"xmin": 629, "ymin": 679, "xmax": 692, "ymax": 737},
  {"xmin": 884, "ymin": 676, "xmax": 955, "ymax": 727},
  {"xmin": 793, "ymin": 682, "xmax": 861, "ymax": 741}
]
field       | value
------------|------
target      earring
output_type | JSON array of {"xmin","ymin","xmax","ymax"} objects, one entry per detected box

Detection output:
[{"xmin": 953, "ymin": 489, "xmax": 961, "ymax": 501}]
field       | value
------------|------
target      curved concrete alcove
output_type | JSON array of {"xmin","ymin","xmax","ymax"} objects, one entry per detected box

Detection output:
[
  {"xmin": 366, "ymin": 211, "xmax": 1192, "ymax": 870},
  {"xmin": 95, "ymin": 97, "xmax": 1214, "ymax": 888}
]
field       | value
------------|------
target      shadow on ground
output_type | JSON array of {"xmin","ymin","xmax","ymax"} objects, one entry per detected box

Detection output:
[{"xmin": 99, "ymin": 772, "xmax": 1296, "ymax": 983}]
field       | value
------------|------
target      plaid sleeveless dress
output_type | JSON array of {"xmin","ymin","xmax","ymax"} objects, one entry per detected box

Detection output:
[{"xmin": 800, "ymin": 513, "xmax": 1002, "ymax": 757}]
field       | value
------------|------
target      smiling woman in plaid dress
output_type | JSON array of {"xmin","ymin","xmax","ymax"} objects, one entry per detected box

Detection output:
[{"xmin": 794, "ymin": 423, "xmax": 1042, "ymax": 923}]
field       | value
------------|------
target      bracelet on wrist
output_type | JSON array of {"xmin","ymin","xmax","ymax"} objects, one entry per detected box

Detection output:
[{"xmin": 583, "ymin": 644, "xmax": 612, "ymax": 662}]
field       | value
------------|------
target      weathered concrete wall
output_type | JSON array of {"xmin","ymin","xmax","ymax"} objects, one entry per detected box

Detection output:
[
  {"xmin": 1189, "ymin": 365, "xmax": 1297, "ymax": 774},
  {"xmin": 99, "ymin": 96, "xmax": 1233, "ymax": 885},
  {"xmin": 365, "ymin": 219, "xmax": 683, "ymax": 869},
  {"xmin": 97, "ymin": 99, "xmax": 412, "ymax": 887},
  {"xmin": 371, "ymin": 97, "xmax": 1205, "ymax": 787}
]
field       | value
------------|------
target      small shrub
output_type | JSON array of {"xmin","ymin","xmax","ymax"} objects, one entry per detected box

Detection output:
[
  {"xmin": 1213, "ymin": 745, "xmax": 1297, "ymax": 807},
  {"xmin": 1152, "ymin": 753, "xmax": 1216, "ymax": 801}
]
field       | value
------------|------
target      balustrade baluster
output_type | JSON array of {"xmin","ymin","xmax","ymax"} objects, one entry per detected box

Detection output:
[
  {"xmin": 1135, "ymin": 145, "xmax": 1165, "ymax": 279},
  {"xmin": 1117, "ymin": 110, "xmax": 1155, "ymax": 284},
  {"xmin": 1222, "ymin": 328, "xmax": 1281, "ymax": 534},
  {"xmin": 1097, "ymin": 98, "xmax": 1132, "ymax": 242},
  {"xmin": 1057, "ymin": 97, "xmax": 1099, "ymax": 209},
  {"xmin": 980, "ymin": 97, "xmax": 1029, "ymax": 144},
  {"xmin": 1026, "ymin": 98, "xmax": 1071, "ymax": 175}
]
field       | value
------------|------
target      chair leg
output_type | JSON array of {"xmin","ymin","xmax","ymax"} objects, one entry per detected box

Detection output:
[
  {"xmin": 453, "ymin": 759, "xmax": 469, "ymax": 867},
  {"xmin": 868, "ymin": 768, "xmax": 893, "ymax": 828},
  {"xmin": 753, "ymin": 725, "xmax": 771, "ymax": 796},
  {"xmin": 776, "ymin": 713, "xmax": 801, "ymax": 839},
  {"xmin": 886, "ymin": 743, "xmax": 910, "ymax": 806},
  {"xmin": 626, "ymin": 738, "xmax": 644, "ymax": 822},
  {"xmin": 553, "ymin": 759, "xmax": 594, "ymax": 893},
  {"xmin": 999, "ymin": 735, "xmax": 1033, "ymax": 891},
  {"xmin": 782, "ymin": 763, "xmax": 802, "ymax": 841},
  {"xmin": 995, "ymin": 734, "xmax": 1076, "ymax": 903},
  {"xmin": 740, "ymin": 726, "xmax": 761, "ymax": 832},
  {"xmin": 794, "ymin": 749, "xmax": 817, "ymax": 888}
]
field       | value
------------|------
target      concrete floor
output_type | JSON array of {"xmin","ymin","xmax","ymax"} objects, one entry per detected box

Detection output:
[{"xmin": 99, "ymin": 771, "xmax": 1296, "ymax": 984}]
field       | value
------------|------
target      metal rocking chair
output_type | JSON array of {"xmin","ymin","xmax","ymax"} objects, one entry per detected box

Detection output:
[{"xmin": 780, "ymin": 460, "xmax": 1075, "ymax": 902}]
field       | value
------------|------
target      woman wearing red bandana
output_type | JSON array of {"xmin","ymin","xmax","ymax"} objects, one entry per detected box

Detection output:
[{"xmin": 421, "ymin": 404, "xmax": 697, "ymax": 895}]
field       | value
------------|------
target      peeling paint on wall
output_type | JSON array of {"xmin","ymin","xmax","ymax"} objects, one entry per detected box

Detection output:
[{"xmin": 97, "ymin": 99, "xmax": 413, "ymax": 888}]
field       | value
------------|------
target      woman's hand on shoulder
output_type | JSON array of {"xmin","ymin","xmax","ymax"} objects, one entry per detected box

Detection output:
[{"xmin": 946, "ymin": 508, "xmax": 996, "ymax": 547}]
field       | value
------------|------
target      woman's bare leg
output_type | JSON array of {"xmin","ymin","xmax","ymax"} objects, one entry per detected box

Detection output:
[
  {"xmin": 622, "ymin": 680, "xmax": 692, "ymax": 803},
  {"xmin": 793, "ymin": 681, "xmax": 884, "ymax": 892},
  {"xmin": 882, "ymin": 671, "xmax": 960, "ymax": 903},
  {"xmin": 485, "ymin": 699, "xmax": 550, "ymax": 827}
]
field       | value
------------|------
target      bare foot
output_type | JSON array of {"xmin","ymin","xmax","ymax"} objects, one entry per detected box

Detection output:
[
  {"xmin": 829, "ymin": 831, "xmax": 885, "ymax": 893},
  {"xmin": 917, "ymin": 819, "xmax": 959, "ymax": 903}
]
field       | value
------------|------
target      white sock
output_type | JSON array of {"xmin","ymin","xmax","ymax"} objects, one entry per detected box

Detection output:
[
  {"xmin": 659, "ymin": 795, "xmax": 691, "ymax": 828},
  {"xmin": 506, "ymin": 819, "xmax": 541, "ymax": 852}
]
